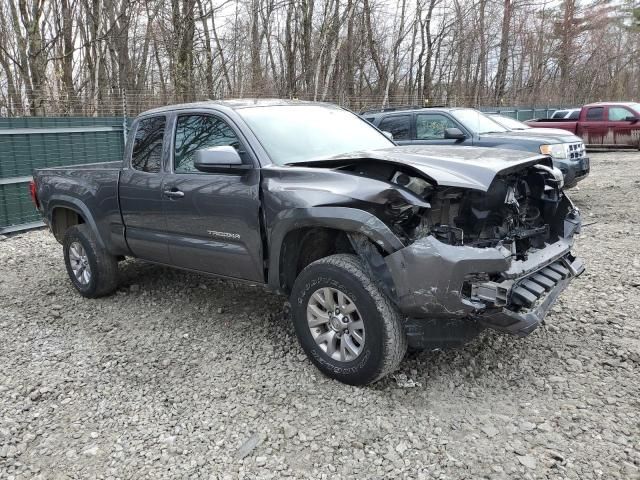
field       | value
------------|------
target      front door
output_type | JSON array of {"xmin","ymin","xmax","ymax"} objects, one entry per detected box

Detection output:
[
  {"xmin": 161, "ymin": 113, "xmax": 264, "ymax": 282},
  {"xmin": 581, "ymin": 106, "xmax": 607, "ymax": 146},
  {"xmin": 607, "ymin": 105, "xmax": 639, "ymax": 147},
  {"xmin": 412, "ymin": 113, "xmax": 469, "ymax": 145}
]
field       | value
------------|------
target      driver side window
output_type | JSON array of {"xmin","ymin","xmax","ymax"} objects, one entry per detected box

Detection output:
[
  {"xmin": 608, "ymin": 107, "xmax": 632, "ymax": 121},
  {"xmin": 174, "ymin": 115, "xmax": 241, "ymax": 173},
  {"xmin": 416, "ymin": 114, "xmax": 457, "ymax": 140}
]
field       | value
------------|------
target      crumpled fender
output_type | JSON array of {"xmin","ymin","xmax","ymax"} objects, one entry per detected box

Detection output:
[{"xmin": 266, "ymin": 206, "xmax": 404, "ymax": 291}]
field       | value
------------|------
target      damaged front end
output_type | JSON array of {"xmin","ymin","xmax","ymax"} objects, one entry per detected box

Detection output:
[
  {"xmin": 283, "ymin": 147, "xmax": 584, "ymax": 348},
  {"xmin": 374, "ymin": 161, "xmax": 584, "ymax": 341}
]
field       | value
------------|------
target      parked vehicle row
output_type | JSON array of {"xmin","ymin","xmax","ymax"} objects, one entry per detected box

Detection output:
[
  {"xmin": 32, "ymin": 100, "xmax": 585, "ymax": 385},
  {"xmin": 486, "ymin": 114, "xmax": 573, "ymax": 137},
  {"xmin": 526, "ymin": 102, "xmax": 640, "ymax": 149},
  {"xmin": 362, "ymin": 106, "xmax": 590, "ymax": 187}
]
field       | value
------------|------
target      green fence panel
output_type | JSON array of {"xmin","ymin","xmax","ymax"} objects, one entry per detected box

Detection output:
[
  {"xmin": 0, "ymin": 117, "xmax": 126, "ymax": 233},
  {"xmin": 0, "ymin": 182, "xmax": 41, "ymax": 230}
]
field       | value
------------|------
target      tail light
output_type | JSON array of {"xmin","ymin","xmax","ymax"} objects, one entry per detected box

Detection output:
[{"xmin": 29, "ymin": 180, "xmax": 40, "ymax": 210}]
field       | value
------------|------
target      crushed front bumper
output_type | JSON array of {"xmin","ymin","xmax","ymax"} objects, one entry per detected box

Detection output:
[{"xmin": 384, "ymin": 213, "xmax": 584, "ymax": 337}]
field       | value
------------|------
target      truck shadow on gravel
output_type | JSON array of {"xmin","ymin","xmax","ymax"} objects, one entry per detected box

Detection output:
[{"xmin": 114, "ymin": 259, "xmax": 556, "ymax": 391}]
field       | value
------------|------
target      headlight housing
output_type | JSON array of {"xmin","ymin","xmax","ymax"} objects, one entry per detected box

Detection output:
[{"xmin": 540, "ymin": 144, "xmax": 567, "ymax": 159}]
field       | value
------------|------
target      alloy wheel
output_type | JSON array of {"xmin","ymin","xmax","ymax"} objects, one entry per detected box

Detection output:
[
  {"xmin": 307, "ymin": 287, "xmax": 365, "ymax": 362},
  {"xmin": 68, "ymin": 241, "xmax": 91, "ymax": 285}
]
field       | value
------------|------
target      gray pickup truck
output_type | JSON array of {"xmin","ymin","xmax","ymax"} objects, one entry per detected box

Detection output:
[
  {"xmin": 31, "ymin": 100, "xmax": 584, "ymax": 385},
  {"xmin": 362, "ymin": 107, "xmax": 590, "ymax": 188}
]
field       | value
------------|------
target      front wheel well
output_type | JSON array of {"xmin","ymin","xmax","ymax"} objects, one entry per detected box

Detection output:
[
  {"xmin": 279, "ymin": 227, "xmax": 355, "ymax": 294},
  {"xmin": 51, "ymin": 207, "xmax": 85, "ymax": 243}
]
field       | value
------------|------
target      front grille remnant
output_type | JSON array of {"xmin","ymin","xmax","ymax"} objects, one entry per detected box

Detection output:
[
  {"xmin": 510, "ymin": 261, "xmax": 570, "ymax": 307},
  {"xmin": 469, "ymin": 256, "xmax": 582, "ymax": 310},
  {"xmin": 568, "ymin": 142, "xmax": 586, "ymax": 161}
]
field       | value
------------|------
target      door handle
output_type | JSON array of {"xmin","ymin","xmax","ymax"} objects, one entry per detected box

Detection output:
[{"xmin": 163, "ymin": 189, "xmax": 184, "ymax": 199}]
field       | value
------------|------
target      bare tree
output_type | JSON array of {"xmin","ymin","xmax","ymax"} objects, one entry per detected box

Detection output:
[{"xmin": 0, "ymin": 0, "xmax": 638, "ymax": 116}]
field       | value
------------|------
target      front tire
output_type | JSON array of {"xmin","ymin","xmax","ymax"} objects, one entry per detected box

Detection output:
[
  {"xmin": 63, "ymin": 224, "xmax": 118, "ymax": 298},
  {"xmin": 290, "ymin": 254, "xmax": 407, "ymax": 385}
]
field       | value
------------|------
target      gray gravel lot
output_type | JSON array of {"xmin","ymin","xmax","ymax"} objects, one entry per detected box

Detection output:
[{"xmin": 1, "ymin": 151, "xmax": 639, "ymax": 479}]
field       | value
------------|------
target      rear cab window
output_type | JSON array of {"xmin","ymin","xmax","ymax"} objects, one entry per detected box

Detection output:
[
  {"xmin": 585, "ymin": 107, "xmax": 604, "ymax": 121},
  {"xmin": 131, "ymin": 116, "xmax": 166, "ymax": 173},
  {"xmin": 378, "ymin": 115, "xmax": 411, "ymax": 140}
]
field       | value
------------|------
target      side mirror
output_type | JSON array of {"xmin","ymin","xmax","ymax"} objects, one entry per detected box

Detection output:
[
  {"xmin": 194, "ymin": 146, "xmax": 248, "ymax": 173},
  {"xmin": 382, "ymin": 130, "xmax": 394, "ymax": 141},
  {"xmin": 444, "ymin": 127, "xmax": 466, "ymax": 140},
  {"xmin": 625, "ymin": 115, "xmax": 639, "ymax": 123}
]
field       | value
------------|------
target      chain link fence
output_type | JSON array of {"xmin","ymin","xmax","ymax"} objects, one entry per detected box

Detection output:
[{"xmin": 0, "ymin": 88, "xmax": 578, "ymax": 117}]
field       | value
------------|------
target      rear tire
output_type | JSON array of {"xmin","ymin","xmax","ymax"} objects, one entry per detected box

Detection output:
[
  {"xmin": 290, "ymin": 254, "xmax": 407, "ymax": 385},
  {"xmin": 63, "ymin": 224, "xmax": 118, "ymax": 298}
]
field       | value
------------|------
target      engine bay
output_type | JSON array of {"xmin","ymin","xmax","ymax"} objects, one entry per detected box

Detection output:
[{"xmin": 340, "ymin": 161, "xmax": 568, "ymax": 259}]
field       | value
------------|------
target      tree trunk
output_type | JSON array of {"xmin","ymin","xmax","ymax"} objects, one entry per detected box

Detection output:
[{"xmin": 494, "ymin": 0, "xmax": 512, "ymax": 102}]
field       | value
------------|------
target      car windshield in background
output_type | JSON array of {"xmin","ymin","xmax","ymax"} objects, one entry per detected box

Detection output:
[
  {"xmin": 450, "ymin": 109, "xmax": 508, "ymax": 134},
  {"xmin": 491, "ymin": 115, "xmax": 530, "ymax": 130},
  {"xmin": 239, "ymin": 105, "xmax": 393, "ymax": 165},
  {"xmin": 626, "ymin": 103, "xmax": 640, "ymax": 113}
]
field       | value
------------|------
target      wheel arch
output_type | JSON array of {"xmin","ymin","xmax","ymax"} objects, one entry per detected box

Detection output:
[
  {"xmin": 47, "ymin": 195, "xmax": 105, "ymax": 249},
  {"xmin": 51, "ymin": 206, "xmax": 86, "ymax": 242},
  {"xmin": 267, "ymin": 207, "xmax": 404, "ymax": 294}
]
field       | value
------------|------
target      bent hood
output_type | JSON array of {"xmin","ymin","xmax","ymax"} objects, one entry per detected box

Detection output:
[
  {"xmin": 519, "ymin": 128, "xmax": 580, "ymax": 138},
  {"xmin": 289, "ymin": 145, "xmax": 552, "ymax": 192}
]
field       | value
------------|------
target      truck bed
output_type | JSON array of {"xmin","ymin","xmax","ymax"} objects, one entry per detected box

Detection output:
[
  {"xmin": 36, "ymin": 160, "xmax": 123, "ymax": 173},
  {"xmin": 525, "ymin": 119, "xmax": 578, "ymax": 134},
  {"xmin": 33, "ymin": 162, "xmax": 125, "ymax": 254}
]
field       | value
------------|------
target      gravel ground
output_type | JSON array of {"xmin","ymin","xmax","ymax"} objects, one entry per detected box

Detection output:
[{"xmin": 1, "ymin": 151, "xmax": 639, "ymax": 479}]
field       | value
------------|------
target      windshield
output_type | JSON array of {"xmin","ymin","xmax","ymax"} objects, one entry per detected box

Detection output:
[
  {"xmin": 626, "ymin": 103, "xmax": 640, "ymax": 113},
  {"xmin": 491, "ymin": 115, "xmax": 530, "ymax": 130},
  {"xmin": 238, "ymin": 105, "xmax": 394, "ymax": 165},
  {"xmin": 450, "ymin": 109, "xmax": 508, "ymax": 134}
]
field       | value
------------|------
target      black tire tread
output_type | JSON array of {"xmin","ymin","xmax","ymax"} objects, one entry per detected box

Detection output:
[
  {"xmin": 64, "ymin": 224, "xmax": 118, "ymax": 297},
  {"xmin": 304, "ymin": 253, "xmax": 407, "ymax": 383}
]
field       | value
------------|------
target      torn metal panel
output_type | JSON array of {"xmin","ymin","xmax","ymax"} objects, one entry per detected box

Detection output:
[{"xmin": 347, "ymin": 232, "xmax": 398, "ymax": 301}]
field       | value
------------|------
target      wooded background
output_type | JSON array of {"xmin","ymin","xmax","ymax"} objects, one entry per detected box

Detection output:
[{"xmin": 0, "ymin": 0, "xmax": 639, "ymax": 116}]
